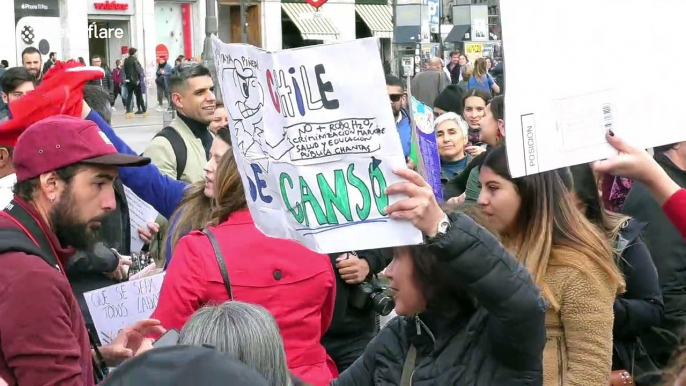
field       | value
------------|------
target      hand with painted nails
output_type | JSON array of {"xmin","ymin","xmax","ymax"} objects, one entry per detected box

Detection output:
[
  {"xmin": 592, "ymin": 131, "xmax": 680, "ymax": 205},
  {"xmin": 385, "ymin": 168, "xmax": 445, "ymax": 237}
]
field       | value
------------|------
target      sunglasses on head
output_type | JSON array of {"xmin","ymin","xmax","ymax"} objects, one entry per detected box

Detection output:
[{"xmin": 389, "ymin": 93, "xmax": 403, "ymax": 102}]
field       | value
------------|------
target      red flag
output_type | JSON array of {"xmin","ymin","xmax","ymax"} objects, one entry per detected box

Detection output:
[{"xmin": 0, "ymin": 61, "xmax": 104, "ymax": 147}]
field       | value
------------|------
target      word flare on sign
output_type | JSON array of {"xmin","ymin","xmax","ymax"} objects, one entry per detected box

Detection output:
[{"xmin": 211, "ymin": 36, "xmax": 422, "ymax": 253}]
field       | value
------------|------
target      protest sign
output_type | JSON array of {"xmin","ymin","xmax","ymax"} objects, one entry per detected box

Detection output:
[
  {"xmin": 83, "ymin": 272, "xmax": 165, "ymax": 346},
  {"xmin": 211, "ymin": 36, "xmax": 422, "ymax": 253},
  {"xmin": 407, "ymin": 96, "xmax": 442, "ymax": 201},
  {"xmin": 123, "ymin": 185, "xmax": 158, "ymax": 252},
  {"xmin": 500, "ymin": 0, "xmax": 686, "ymax": 177}
]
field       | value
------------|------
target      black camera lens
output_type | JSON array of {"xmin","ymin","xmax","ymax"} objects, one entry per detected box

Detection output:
[{"xmin": 370, "ymin": 292, "xmax": 395, "ymax": 316}]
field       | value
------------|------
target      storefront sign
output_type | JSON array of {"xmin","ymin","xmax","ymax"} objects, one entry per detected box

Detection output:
[
  {"xmin": 14, "ymin": 0, "xmax": 62, "ymax": 64},
  {"xmin": 465, "ymin": 42, "xmax": 483, "ymax": 63},
  {"xmin": 427, "ymin": 0, "xmax": 439, "ymax": 29},
  {"xmin": 87, "ymin": 0, "xmax": 134, "ymax": 15}
]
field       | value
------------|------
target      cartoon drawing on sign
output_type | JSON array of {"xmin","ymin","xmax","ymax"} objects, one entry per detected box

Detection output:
[
  {"xmin": 221, "ymin": 59, "xmax": 294, "ymax": 165},
  {"xmin": 212, "ymin": 37, "xmax": 423, "ymax": 253}
]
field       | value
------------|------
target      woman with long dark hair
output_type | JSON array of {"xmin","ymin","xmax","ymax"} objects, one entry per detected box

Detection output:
[
  {"xmin": 162, "ymin": 127, "xmax": 231, "ymax": 266},
  {"xmin": 332, "ymin": 169, "xmax": 546, "ymax": 385},
  {"xmin": 478, "ymin": 146, "xmax": 625, "ymax": 385}
]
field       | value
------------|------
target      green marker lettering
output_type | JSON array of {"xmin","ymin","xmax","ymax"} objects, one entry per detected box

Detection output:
[
  {"xmin": 317, "ymin": 170, "xmax": 352, "ymax": 224},
  {"xmin": 279, "ymin": 173, "xmax": 305, "ymax": 224},
  {"xmin": 299, "ymin": 176, "xmax": 327, "ymax": 226},
  {"xmin": 369, "ymin": 162, "xmax": 388, "ymax": 215},
  {"xmin": 347, "ymin": 164, "xmax": 371, "ymax": 220}
]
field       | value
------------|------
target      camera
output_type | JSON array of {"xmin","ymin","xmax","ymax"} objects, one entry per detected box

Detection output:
[{"xmin": 349, "ymin": 277, "xmax": 395, "ymax": 316}]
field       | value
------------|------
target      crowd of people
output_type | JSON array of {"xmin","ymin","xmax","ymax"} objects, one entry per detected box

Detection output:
[{"xmin": 0, "ymin": 43, "xmax": 685, "ymax": 386}]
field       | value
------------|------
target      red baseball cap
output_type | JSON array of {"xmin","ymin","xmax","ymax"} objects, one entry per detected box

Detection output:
[{"xmin": 14, "ymin": 115, "xmax": 150, "ymax": 182}]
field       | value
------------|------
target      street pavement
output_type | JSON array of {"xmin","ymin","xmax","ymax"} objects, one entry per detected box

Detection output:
[{"xmin": 110, "ymin": 103, "xmax": 166, "ymax": 155}]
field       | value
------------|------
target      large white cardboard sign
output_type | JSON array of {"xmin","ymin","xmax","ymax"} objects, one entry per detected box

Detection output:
[
  {"xmin": 211, "ymin": 37, "xmax": 422, "ymax": 253},
  {"xmin": 500, "ymin": 0, "xmax": 686, "ymax": 177}
]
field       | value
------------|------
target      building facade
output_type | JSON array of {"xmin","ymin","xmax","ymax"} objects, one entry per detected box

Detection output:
[{"xmin": 1, "ymin": 0, "xmax": 213, "ymax": 104}]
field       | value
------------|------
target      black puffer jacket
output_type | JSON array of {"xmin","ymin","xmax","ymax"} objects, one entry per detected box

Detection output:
[{"xmin": 332, "ymin": 213, "xmax": 546, "ymax": 385}]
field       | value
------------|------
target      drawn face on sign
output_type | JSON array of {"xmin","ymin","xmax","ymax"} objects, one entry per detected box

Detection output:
[
  {"xmin": 232, "ymin": 60, "xmax": 264, "ymax": 120},
  {"xmin": 221, "ymin": 59, "xmax": 267, "ymax": 161}
]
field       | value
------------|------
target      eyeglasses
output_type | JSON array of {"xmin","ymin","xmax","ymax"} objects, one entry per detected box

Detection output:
[{"xmin": 388, "ymin": 93, "xmax": 403, "ymax": 102}]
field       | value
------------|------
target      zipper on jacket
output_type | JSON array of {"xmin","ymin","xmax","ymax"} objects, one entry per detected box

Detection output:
[{"xmin": 414, "ymin": 316, "xmax": 436, "ymax": 343}]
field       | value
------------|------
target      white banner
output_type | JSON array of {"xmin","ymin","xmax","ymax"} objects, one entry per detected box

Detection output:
[{"xmin": 211, "ymin": 37, "xmax": 422, "ymax": 253}]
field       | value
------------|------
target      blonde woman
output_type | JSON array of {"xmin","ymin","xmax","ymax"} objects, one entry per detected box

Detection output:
[
  {"xmin": 457, "ymin": 63, "xmax": 473, "ymax": 94},
  {"xmin": 477, "ymin": 145, "xmax": 625, "ymax": 385},
  {"xmin": 468, "ymin": 58, "xmax": 500, "ymax": 95}
]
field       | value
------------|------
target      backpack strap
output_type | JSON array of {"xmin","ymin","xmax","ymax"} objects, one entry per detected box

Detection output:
[
  {"xmin": 4, "ymin": 200, "xmax": 61, "ymax": 271},
  {"xmin": 203, "ymin": 228, "xmax": 233, "ymax": 299},
  {"xmin": 154, "ymin": 126, "xmax": 187, "ymax": 181},
  {"xmin": 400, "ymin": 344, "xmax": 417, "ymax": 386},
  {"xmin": 1, "ymin": 201, "xmax": 109, "ymax": 382},
  {"xmin": 0, "ymin": 227, "xmax": 52, "ymax": 263}
]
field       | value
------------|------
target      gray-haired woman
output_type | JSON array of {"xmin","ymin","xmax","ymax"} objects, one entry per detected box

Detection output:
[{"xmin": 180, "ymin": 301, "xmax": 301, "ymax": 386}]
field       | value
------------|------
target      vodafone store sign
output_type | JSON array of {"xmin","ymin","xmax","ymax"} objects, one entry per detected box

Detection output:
[{"xmin": 88, "ymin": 0, "xmax": 134, "ymax": 15}]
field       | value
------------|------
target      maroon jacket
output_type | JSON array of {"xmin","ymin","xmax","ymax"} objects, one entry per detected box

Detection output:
[{"xmin": 0, "ymin": 197, "xmax": 94, "ymax": 385}]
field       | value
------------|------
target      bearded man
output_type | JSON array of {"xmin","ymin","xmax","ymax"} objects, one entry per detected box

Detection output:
[{"xmin": 0, "ymin": 115, "xmax": 164, "ymax": 385}]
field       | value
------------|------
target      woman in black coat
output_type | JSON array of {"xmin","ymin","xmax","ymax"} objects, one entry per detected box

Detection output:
[
  {"xmin": 332, "ymin": 169, "xmax": 546, "ymax": 385},
  {"xmin": 568, "ymin": 164, "xmax": 663, "ymax": 383}
]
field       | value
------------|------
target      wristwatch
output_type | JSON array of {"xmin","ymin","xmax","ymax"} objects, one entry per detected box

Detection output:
[{"xmin": 428, "ymin": 214, "xmax": 451, "ymax": 240}]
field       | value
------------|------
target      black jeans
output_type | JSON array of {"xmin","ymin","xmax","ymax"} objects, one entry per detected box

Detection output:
[
  {"xmin": 125, "ymin": 82, "xmax": 145, "ymax": 113},
  {"xmin": 112, "ymin": 84, "xmax": 122, "ymax": 107}
]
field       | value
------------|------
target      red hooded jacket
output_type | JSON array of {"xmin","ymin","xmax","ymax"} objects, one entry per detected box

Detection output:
[{"xmin": 151, "ymin": 209, "xmax": 338, "ymax": 386}]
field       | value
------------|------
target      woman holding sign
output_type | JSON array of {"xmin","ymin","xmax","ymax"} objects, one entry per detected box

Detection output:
[{"xmin": 332, "ymin": 170, "xmax": 547, "ymax": 384}]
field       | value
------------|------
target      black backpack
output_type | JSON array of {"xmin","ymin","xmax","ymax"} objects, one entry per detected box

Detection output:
[{"xmin": 150, "ymin": 126, "xmax": 187, "ymax": 181}]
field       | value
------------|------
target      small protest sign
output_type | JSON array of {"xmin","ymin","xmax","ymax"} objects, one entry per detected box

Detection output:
[
  {"xmin": 211, "ymin": 36, "xmax": 422, "ymax": 253},
  {"xmin": 407, "ymin": 95, "xmax": 442, "ymax": 201},
  {"xmin": 83, "ymin": 272, "xmax": 165, "ymax": 346}
]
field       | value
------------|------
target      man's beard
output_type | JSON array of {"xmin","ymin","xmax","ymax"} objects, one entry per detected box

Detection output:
[
  {"xmin": 393, "ymin": 107, "xmax": 401, "ymax": 119},
  {"xmin": 48, "ymin": 185, "xmax": 104, "ymax": 251}
]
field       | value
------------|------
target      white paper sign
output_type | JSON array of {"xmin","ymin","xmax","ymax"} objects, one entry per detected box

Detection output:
[
  {"xmin": 123, "ymin": 185, "xmax": 159, "ymax": 252},
  {"xmin": 500, "ymin": 0, "xmax": 686, "ymax": 177},
  {"xmin": 83, "ymin": 272, "xmax": 165, "ymax": 345},
  {"xmin": 212, "ymin": 37, "xmax": 422, "ymax": 253}
]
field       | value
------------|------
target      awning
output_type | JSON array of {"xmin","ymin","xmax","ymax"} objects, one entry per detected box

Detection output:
[
  {"xmin": 445, "ymin": 25, "xmax": 471, "ymax": 43},
  {"xmin": 282, "ymin": 3, "xmax": 340, "ymax": 41},
  {"xmin": 355, "ymin": 4, "xmax": 392, "ymax": 39}
]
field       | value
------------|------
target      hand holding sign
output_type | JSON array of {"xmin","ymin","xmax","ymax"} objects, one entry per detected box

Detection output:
[
  {"xmin": 99, "ymin": 319, "xmax": 166, "ymax": 366},
  {"xmin": 385, "ymin": 168, "xmax": 445, "ymax": 237},
  {"xmin": 592, "ymin": 132, "xmax": 680, "ymax": 206}
]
